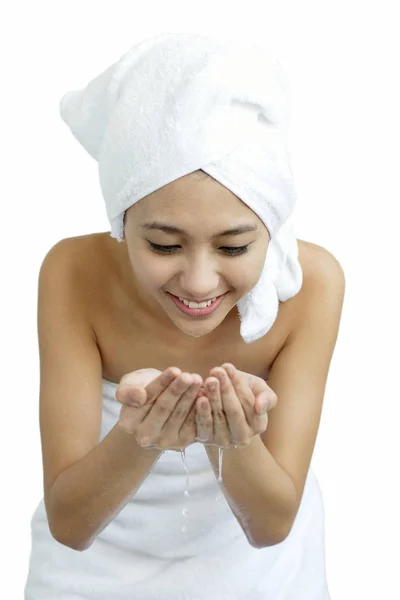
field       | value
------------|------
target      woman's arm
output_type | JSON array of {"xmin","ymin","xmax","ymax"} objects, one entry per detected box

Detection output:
[{"xmin": 48, "ymin": 423, "xmax": 162, "ymax": 551}]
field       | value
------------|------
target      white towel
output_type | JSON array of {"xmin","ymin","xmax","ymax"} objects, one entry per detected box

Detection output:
[
  {"xmin": 59, "ymin": 32, "xmax": 303, "ymax": 343},
  {"xmin": 24, "ymin": 379, "xmax": 331, "ymax": 599}
]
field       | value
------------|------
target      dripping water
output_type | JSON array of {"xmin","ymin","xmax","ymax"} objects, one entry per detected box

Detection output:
[
  {"xmin": 217, "ymin": 446, "xmax": 223, "ymax": 482},
  {"xmin": 180, "ymin": 448, "xmax": 190, "ymax": 533},
  {"xmin": 215, "ymin": 447, "xmax": 223, "ymax": 503},
  {"xmin": 179, "ymin": 445, "xmax": 238, "ymax": 533}
]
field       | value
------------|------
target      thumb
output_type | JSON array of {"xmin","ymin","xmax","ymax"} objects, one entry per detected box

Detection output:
[
  {"xmin": 116, "ymin": 384, "xmax": 147, "ymax": 407},
  {"xmin": 117, "ymin": 369, "xmax": 162, "ymax": 407},
  {"xmin": 120, "ymin": 368, "xmax": 162, "ymax": 388},
  {"xmin": 255, "ymin": 391, "xmax": 278, "ymax": 415},
  {"xmin": 196, "ymin": 384, "xmax": 206, "ymax": 399}
]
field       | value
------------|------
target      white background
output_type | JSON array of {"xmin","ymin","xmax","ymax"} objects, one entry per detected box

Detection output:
[{"xmin": 2, "ymin": 1, "xmax": 399, "ymax": 598}]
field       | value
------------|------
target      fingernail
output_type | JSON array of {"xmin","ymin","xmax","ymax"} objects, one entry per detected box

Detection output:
[
  {"xmin": 130, "ymin": 388, "xmax": 143, "ymax": 406},
  {"xmin": 258, "ymin": 396, "xmax": 267, "ymax": 411},
  {"xmin": 223, "ymin": 364, "xmax": 235, "ymax": 378},
  {"xmin": 164, "ymin": 369, "xmax": 179, "ymax": 383}
]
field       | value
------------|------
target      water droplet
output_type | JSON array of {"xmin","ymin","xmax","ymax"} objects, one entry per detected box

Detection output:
[
  {"xmin": 180, "ymin": 449, "xmax": 190, "ymax": 533},
  {"xmin": 217, "ymin": 447, "xmax": 223, "ymax": 482}
]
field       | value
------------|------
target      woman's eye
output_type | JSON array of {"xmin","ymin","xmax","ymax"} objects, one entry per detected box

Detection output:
[{"xmin": 148, "ymin": 242, "xmax": 249, "ymax": 256}]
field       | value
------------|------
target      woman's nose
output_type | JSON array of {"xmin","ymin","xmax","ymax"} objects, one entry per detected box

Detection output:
[{"xmin": 178, "ymin": 277, "xmax": 220, "ymax": 301}]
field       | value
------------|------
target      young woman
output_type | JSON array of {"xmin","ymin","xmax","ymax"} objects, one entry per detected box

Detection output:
[{"xmin": 24, "ymin": 34, "xmax": 344, "ymax": 600}]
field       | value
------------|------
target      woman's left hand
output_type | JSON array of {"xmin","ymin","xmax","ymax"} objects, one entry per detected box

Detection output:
[{"xmin": 195, "ymin": 363, "xmax": 278, "ymax": 448}]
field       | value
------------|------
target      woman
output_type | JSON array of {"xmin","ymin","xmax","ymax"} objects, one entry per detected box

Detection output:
[{"xmin": 24, "ymin": 33, "xmax": 344, "ymax": 599}]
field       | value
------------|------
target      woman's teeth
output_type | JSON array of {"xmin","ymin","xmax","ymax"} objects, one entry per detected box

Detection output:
[{"xmin": 178, "ymin": 296, "xmax": 217, "ymax": 308}]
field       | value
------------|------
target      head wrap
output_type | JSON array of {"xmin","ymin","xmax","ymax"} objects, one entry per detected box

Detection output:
[{"xmin": 60, "ymin": 32, "xmax": 302, "ymax": 343}]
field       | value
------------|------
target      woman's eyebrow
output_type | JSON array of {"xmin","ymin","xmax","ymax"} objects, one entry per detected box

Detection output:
[{"xmin": 141, "ymin": 222, "xmax": 258, "ymax": 238}]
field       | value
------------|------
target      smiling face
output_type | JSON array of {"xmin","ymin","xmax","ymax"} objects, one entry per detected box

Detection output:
[{"xmin": 123, "ymin": 171, "xmax": 270, "ymax": 339}]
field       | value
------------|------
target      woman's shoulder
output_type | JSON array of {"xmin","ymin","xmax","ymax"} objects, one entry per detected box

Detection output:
[
  {"xmin": 48, "ymin": 232, "xmax": 126, "ymax": 289},
  {"xmin": 297, "ymin": 239, "xmax": 345, "ymax": 292},
  {"xmin": 297, "ymin": 238, "xmax": 341, "ymax": 269}
]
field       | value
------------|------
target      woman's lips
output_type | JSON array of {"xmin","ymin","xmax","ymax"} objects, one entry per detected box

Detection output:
[{"xmin": 168, "ymin": 292, "xmax": 227, "ymax": 317}]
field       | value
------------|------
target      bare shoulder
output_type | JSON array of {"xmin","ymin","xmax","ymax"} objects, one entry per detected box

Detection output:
[
  {"xmin": 42, "ymin": 233, "xmax": 118, "ymax": 291},
  {"xmin": 42, "ymin": 234, "xmax": 92, "ymax": 267},
  {"xmin": 291, "ymin": 239, "xmax": 346, "ymax": 337},
  {"xmin": 40, "ymin": 234, "xmax": 115, "ymax": 323},
  {"xmin": 45, "ymin": 232, "xmax": 111, "ymax": 273},
  {"xmin": 297, "ymin": 239, "xmax": 345, "ymax": 289}
]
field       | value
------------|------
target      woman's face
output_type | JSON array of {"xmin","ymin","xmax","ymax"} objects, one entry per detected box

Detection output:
[{"xmin": 123, "ymin": 172, "xmax": 270, "ymax": 339}]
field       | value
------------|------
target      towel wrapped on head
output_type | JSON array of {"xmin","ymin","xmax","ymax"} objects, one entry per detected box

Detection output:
[{"xmin": 59, "ymin": 32, "xmax": 303, "ymax": 343}]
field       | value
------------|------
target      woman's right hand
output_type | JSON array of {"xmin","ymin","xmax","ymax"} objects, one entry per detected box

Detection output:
[{"xmin": 116, "ymin": 368, "xmax": 204, "ymax": 451}]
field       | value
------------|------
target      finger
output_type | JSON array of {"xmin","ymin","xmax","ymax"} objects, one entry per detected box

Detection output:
[
  {"xmin": 116, "ymin": 384, "xmax": 147, "ymax": 407},
  {"xmin": 223, "ymin": 364, "xmax": 269, "ymax": 435},
  {"xmin": 166, "ymin": 376, "xmax": 202, "ymax": 435},
  {"xmin": 120, "ymin": 368, "xmax": 162, "ymax": 388},
  {"xmin": 249, "ymin": 395, "xmax": 269, "ymax": 435},
  {"xmin": 117, "ymin": 367, "xmax": 181, "ymax": 408},
  {"xmin": 195, "ymin": 395, "xmax": 213, "ymax": 443},
  {"xmin": 253, "ymin": 392, "xmax": 274, "ymax": 416},
  {"xmin": 143, "ymin": 367, "xmax": 182, "ymax": 403},
  {"xmin": 197, "ymin": 385, "xmax": 206, "ymax": 399},
  {"xmin": 206, "ymin": 374, "xmax": 232, "ymax": 447},
  {"xmin": 247, "ymin": 373, "xmax": 278, "ymax": 413},
  {"xmin": 180, "ymin": 397, "xmax": 197, "ymax": 434},
  {"xmin": 145, "ymin": 373, "xmax": 194, "ymax": 439},
  {"xmin": 178, "ymin": 385, "xmax": 204, "ymax": 445},
  {"xmin": 226, "ymin": 366, "xmax": 277, "ymax": 418},
  {"xmin": 214, "ymin": 367, "xmax": 250, "ymax": 446},
  {"xmin": 220, "ymin": 363, "xmax": 255, "ymax": 427}
]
